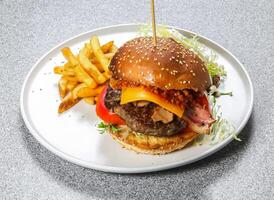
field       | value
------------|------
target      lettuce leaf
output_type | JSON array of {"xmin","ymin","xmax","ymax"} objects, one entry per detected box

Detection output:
[{"xmin": 208, "ymin": 94, "xmax": 241, "ymax": 144}]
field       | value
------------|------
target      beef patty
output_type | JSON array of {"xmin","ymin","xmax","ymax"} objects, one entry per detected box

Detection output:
[{"xmin": 104, "ymin": 86, "xmax": 186, "ymax": 136}]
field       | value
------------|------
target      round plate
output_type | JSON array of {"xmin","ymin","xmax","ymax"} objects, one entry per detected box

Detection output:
[{"xmin": 20, "ymin": 24, "xmax": 253, "ymax": 173}]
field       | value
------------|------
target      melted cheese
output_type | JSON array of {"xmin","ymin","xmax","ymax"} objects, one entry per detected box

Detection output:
[{"xmin": 120, "ymin": 87, "xmax": 184, "ymax": 117}]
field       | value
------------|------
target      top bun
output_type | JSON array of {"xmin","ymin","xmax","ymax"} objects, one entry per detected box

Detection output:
[{"xmin": 109, "ymin": 37, "xmax": 211, "ymax": 91}]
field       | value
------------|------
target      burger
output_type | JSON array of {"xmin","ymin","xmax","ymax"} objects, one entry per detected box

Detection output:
[{"xmin": 96, "ymin": 37, "xmax": 215, "ymax": 154}]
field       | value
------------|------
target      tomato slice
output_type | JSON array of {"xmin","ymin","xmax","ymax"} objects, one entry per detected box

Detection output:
[{"xmin": 96, "ymin": 86, "xmax": 125, "ymax": 125}]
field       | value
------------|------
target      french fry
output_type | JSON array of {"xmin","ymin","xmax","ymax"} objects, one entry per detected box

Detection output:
[
  {"xmin": 54, "ymin": 66, "xmax": 75, "ymax": 76},
  {"xmin": 85, "ymin": 41, "xmax": 113, "ymax": 57},
  {"xmin": 79, "ymin": 47, "xmax": 107, "ymax": 84},
  {"xmin": 64, "ymin": 62, "xmax": 74, "ymax": 69},
  {"xmin": 104, "ymin": 52, "xmax": 115, "ymax": 59},
  {"xmin": 62, "ymin": 76, "xmax": 79, "ymax": 82},
  {"xmin": 77, "ymin": 84, "xmax": 105, "ymax": 98},
  {"xmin": 74, "ymin": 65, "xmax": 97, "ymax": 88},
  {"xmin": 72, "ymin": 83, "xmax": 87, "ymax": 99},
  {"xmin": 58, "ymin": 92, "xmax": 80, "ymax": 113},
  {"xmin": 103, "ymin": 71, "xmax": 111, "ymax": 79},
  {"xmin": 90, "ymin": 62, "xmax": 104, "ymax": 72},
  {"xmin": 85, "ymin": 43, "xmax": 92, "ymax": 51},
  {"xmin": 101, "ymin": 41, "xmax": 114, "ymax": 53},
  {"xmin": 89, "ymin": 58, "xmax": 112, "ymax": 73},
  {"xmin": 94, "ymin": 96, "xmax": 99, "ymax": 103},
  {"xmin": 54, "ymin": 66, "xmax": 63, "ymax": 74},
  {"xmin": 84, "ymin": 43, "xmax": 93, "ymax": 59},
  {"xmin": 66, "ymin": 81, "xmax": 78, "ymax": 91},
  {"xmin": 61, "ymin": 47, "xmax": 79, "ymax": 66},
  {"xmin": 58, "ymin": 77, "xmax": 68, "ymax": 99},
  {"xmin": 76, "ymin": 87, "xmax": 97, "ymax": 97},
  {"xmin": 94, "ymin": 84, "xmax": 106, "ymax": 94},
  {"xmin": 90, "ymin": 36, "xmax": 110, "ymax": 72},
  {"xmin": 109, "ymin": 44, "xmax": 118, "ymax": 53},
  {"xmin": 83, "ymin": 97, "xmax": 95, "ymax": 105},
  {"xmin": 89, "ymin": 52, "xmax": 114, "ymax": 67}
]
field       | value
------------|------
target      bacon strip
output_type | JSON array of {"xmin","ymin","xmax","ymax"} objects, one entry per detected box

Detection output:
[{"xmin": 184, "ymin": 95, "xmax": 215, "ymax": 134}]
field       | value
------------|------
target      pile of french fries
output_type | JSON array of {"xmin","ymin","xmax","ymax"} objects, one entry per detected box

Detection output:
[{"xmin": 54, "ymin": 36, "xmax": 117, "ymax": 113}]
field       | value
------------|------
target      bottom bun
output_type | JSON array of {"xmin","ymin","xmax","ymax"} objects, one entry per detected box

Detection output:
[{"xmin": 108, "ymin": 126, "xmax": 198, "ymax": 155}]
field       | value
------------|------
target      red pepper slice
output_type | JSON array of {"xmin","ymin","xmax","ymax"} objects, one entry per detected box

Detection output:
[{"xmin": 96, "ymin": 86, "xmax": 125, "ymax": 125}]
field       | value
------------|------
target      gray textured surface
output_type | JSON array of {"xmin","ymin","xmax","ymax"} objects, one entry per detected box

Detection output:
[{"xmin": 0, "ymin": 0, "xmax": 273, "ymax": 199}]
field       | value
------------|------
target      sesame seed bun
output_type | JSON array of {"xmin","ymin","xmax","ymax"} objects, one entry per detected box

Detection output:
[
  {"xmin": 109, "ymin": 37, "xmax": 211, "ymax": 91},
  {"xmin": 108, "ymin": 126, "xmax": 198, "ymax": 155}
]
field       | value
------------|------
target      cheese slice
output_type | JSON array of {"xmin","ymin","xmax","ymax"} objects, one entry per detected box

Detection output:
[{"xmin": 120, "ymin": 87, "xmax": 184, "ymax": 117}]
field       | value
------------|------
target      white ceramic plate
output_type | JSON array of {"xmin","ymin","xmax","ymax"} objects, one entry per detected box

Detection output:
[{"xmin": 20, "ymin": 24, "xmax": 253, "ymax": 173}]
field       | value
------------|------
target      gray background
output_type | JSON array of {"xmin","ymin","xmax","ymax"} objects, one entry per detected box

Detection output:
[{"xmin": 1, "ymin": 0, "xmax": 273, "ymax": 199}]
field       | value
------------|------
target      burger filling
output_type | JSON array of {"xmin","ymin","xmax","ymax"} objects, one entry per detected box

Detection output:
[{"xmin": 104, "ymin": 85, "xmax": 215, "ymax": 137}]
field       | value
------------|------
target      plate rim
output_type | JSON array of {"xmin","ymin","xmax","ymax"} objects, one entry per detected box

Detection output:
[{"xmin": 20, "ymin": 23, "xmax": 254, "ymax": 173}]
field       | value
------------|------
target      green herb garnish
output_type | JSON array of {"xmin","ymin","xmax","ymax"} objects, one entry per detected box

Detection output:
[{"xmin": 97, "ymin": 122, "xmax": 120, "ymax": 134}]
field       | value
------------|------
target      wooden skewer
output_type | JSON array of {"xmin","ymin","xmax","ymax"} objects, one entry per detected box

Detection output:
[{"xmin": 151, "ymin": 0, "xmax": 157, "ymax": 46}]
